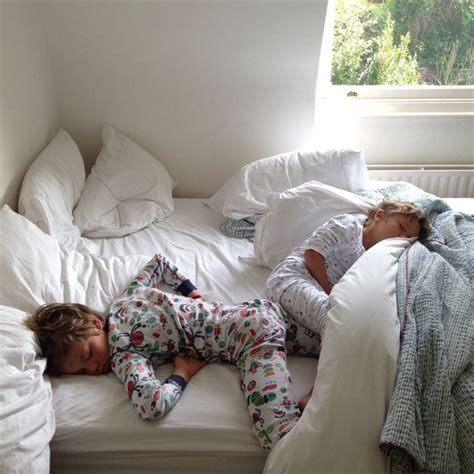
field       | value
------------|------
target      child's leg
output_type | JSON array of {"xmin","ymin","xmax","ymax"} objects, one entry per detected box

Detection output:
[
  {"xmin": 283, "ymin": 312, "xmax": 322, "ymax": 414},
  {"xmin": 222, "ymin": 300, "xmax": 300, "ymax": 452},
  {"xmin": 239, "ymin": 347, "xmax": 300, "ymax": 452},
  {"xmin": 284, "ymin": 317, "xmax": 321, "ymax": 358},
  {"xmin": 132, "ymin": 254, "xmax": 196, "ymax": 295},
  {"xmin": 271, "ymin": 279, "xmax": 330, "ymax": 337}
]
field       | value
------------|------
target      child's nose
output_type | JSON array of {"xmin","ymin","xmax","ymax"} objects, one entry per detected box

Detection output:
[{"xmin": 86, "ymin": 360, "xmax": 100, "ymax": 375}]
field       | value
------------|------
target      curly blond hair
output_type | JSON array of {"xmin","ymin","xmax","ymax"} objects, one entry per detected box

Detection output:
[
  {"xmin": 364, "ymin": 199, "xmax": 431, "ymax": 240},
  {"xmin": 24, "ymin": 303, "xmax": 104, "ymax": 375}
]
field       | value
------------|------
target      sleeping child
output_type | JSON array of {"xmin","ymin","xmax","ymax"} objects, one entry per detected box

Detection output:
[
  {"xmin": 265, "ymin": 199, "xmax": 431, "ymax": 408},
  {"xmin": 26, "ymin": 254, "xmax": 320, "ymax": 453}
]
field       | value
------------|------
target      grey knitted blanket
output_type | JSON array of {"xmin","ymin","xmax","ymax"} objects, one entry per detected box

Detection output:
[{"xmin": 362, "ymin": 183, "xmax": 474, "ymax": 473}]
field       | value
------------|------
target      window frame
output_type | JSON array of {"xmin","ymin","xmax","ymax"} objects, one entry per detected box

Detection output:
[{"xmin": 316, "ymin": 0, "xmax": 474, "ymax": 118}]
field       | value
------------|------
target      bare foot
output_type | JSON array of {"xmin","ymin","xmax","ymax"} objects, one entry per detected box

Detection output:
[{"xmin": 298, "ymin": 389, "xmax": 313, "ymax": 412}]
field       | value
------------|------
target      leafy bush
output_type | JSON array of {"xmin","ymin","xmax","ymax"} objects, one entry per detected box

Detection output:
[{"xmin": 332, "ymin": 0, "xmax": 473, "ymax": 85}]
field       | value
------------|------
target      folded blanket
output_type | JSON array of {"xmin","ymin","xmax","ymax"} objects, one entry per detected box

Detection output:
[{"xmin": 366, "ymin": 183, "xmax": 473, "ymax": 473}]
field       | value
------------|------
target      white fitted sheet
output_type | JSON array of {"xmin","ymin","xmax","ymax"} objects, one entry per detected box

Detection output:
[
  {"xmin": 80, "ymin": 199, "xmax": 270, "ymax": 304},
  {"xmin": 51, "ymin": 199, "xmax": 317, "ymax": 473}
]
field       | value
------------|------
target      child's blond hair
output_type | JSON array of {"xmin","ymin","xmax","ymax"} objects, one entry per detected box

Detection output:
[
  {"xmin": 364, "ymin": 199, "xmax": 431, "ymax": 240},
  {"xmin": 24, "ymin": 303, "xmax": 104, "ymax": 375}
]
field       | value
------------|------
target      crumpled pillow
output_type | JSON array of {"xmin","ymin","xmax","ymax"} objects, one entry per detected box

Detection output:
[
  {"xmin": 74, "ymin": 124, "xmax": 175, "ymax": 237},
  {"xmin": 18, "ymin": 128, "xmax": 85, "ymax": 249},
  {"xmin": 0, "ymin": 205, "xmax": 148, "ymax": 315},
  {"xmin": 206, "ymin": 148, "xmax": 369, "ymax": 219},
  {"xmin": 253, "ymin": 181, "xmax": 375, "ymax": 269}
]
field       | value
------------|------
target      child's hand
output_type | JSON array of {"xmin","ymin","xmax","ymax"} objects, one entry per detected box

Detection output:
[
  {"xmin": 188, "ymin": 289, "xmax": 205, "ymax": 300},
  {"xmin": 173, "ymin": 355, "xmax": 207, "ymax": 382}
]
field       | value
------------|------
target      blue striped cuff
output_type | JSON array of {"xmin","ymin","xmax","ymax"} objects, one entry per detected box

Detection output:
[
  {"xmin": 176, "ymin": 279, "xmax": 197, "ymax": 296},
  {"xmin": 164, "ymin": 374, "xmax": 187, "ymax": 391}
]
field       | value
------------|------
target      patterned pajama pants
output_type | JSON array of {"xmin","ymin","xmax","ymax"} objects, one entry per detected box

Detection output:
[{"xmin": 207, "ymin": 300, "xmax": 319, "ymax": 452}]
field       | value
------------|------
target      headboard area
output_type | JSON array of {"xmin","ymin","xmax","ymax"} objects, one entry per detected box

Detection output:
[{"xmin": 0, "ymin": 0, "xmax": 328, "ymax": 210}]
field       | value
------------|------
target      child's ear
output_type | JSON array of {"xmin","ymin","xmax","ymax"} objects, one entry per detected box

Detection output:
[
  {"xmin": 374, "ymin": 209, "xmax": 385, "ymax": 222},
  {"xmin": 91, "ymin": 315, "xmax": 103, "ymax": 330}
]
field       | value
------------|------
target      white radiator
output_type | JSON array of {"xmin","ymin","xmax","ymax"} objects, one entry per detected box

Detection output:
[{"xmin": 367, "ymin": 167, "xmax": 474, "ymax": 198}]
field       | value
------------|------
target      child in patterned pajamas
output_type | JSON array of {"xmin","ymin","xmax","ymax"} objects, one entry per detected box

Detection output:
[
  {"xmin": 265, "ymin": 200, "xmax": 430, "ymax": 407},
  {"xmin": 27, "ymin": 254, "xmax": 320, "ymax": 453}
]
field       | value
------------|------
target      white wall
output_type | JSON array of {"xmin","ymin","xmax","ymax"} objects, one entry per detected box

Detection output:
[
  {"xmin": 38, "ymin": 0, "xmax": 328, "ymax": 198},
  {"xmin": 0, "ymin": 1, "xmax": 59, "ymax": 210},
  {"xmin": 315, "ymin": 112, "xmax": 474, "ymax": 166}
]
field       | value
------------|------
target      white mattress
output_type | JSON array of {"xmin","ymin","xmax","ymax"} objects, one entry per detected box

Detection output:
[{"xmin": 51, "ymin": 199, "xmax": 318, "ymax": 473}]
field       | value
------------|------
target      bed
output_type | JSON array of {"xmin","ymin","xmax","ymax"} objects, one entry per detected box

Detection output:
[{"xmin": 1, "ymin": 126, "xmax": 472, "ymax": 474}]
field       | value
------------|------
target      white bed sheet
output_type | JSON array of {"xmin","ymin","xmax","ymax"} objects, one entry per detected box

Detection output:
[
  {"xmin": 51, "ymin": 199, "xmax": 317, "ymax": 473},
  {"xmin": 81, "ymin": 199, "xmax": 269, "ymax": 304},
  {"xmin": 51, "ymin": 359, "xmax": 317, "ymax": 474}
]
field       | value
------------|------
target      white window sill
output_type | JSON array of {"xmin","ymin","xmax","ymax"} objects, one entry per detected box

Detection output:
[{"xmin": 320, "ymin": 86, "xmax": 474, "ymax": 117}]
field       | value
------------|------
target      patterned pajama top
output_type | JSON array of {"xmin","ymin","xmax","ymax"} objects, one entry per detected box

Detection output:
[{"xmin": 268, "ymin": 213, "xmax": 367, "ymax": 298}]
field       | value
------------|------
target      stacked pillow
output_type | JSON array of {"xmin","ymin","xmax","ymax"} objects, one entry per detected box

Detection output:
[
  {"xmin": 206, "ymin": 148, "xmax": 369, "ymax": 219},
  {"xmin": 18, "ymin": 129, "xmax": 85, "ymax": 248},
  {"xmin": 19, "ymin": 125, "xmax": 176, "ymax": 243},
  {"xmin": 73, "ymin": 124, "xmax": 175, "ymax": 237}
]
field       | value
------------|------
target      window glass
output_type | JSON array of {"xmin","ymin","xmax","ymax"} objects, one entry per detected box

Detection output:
[{"xmin": 331, "ymin": 0, "xmax": 473, "ymax": 86}]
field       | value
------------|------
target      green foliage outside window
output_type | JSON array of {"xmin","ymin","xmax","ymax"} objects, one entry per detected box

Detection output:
[{"xmin": 332, "ymin": 0, "xmax": 474, "ymax": 86}]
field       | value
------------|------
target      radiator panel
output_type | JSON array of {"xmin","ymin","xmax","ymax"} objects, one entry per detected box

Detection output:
[{"xmin": 367, "ymin": 169, "xmax": 474, "ymax": 198}]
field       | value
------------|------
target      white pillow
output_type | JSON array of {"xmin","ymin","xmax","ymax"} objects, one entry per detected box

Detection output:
[
  {"xmin": 206, "ymin": 149, "xmax": 369, "ymax": 219},
  {"xmin": 254, "ymin": 181, "xmax": 375, "ymax": 269},
  {"xmin": 0, "ymin": 205, "xmax": 148, "ymax": 315},
  {"xmin": 264, "ymin": 237, "xmax": 408, "ymax": 474},
  {"xmin": 0, "ymin": 305, "xmax": 55, "ymax": 473},
  {"xmin": 18, "ymin": 128, "xmax": 85, "ymax": 249},
  {"xmin": 73, "ymin": 124, "xmax": 175, "ymax": 238}
]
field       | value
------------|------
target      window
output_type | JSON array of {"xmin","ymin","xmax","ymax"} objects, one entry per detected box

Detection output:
[{"xmin": 316, "ymin": 0, "xmax": 474, "ymax": 116}]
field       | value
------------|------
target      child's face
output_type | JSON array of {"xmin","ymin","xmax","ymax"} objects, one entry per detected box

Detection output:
[
  {"xmin": 62, "ymin": 316, "xmax": 110, "ymax": 375},
  {"xmin": 369, "ymin": 211, "xmax": 421, "ymax": 245}
]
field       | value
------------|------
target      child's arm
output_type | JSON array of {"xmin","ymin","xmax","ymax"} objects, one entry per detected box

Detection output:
[
  {"xmin": 132, "ymin": 254, "xmax": 198, "ymax": 296},
  {"xmin": 304, "ymin": 214, "xmax": 360, "ymax": 294},
  {"xmin": 304, "ymin": 249, "xmax": 332, "ymax": 295},
  {"xmin": 112, "ymin": 352, "xmax": 206, "ymax": 419}
]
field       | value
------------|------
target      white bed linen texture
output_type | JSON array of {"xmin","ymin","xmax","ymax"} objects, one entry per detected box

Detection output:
[
  {"xmin": 81, "ymin": 199, "xmax": 270, "ymax": 304},
  {"xmin": 73, "ymin": 124, "xmax": 175, "ymax": 238},
  {"xmin": 0, "ymin": 306, "xmax": 55, "ymax": 474},
  {"xmin": 206, "ymin": 148, "xmax": 369, "ymax": 219}
]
